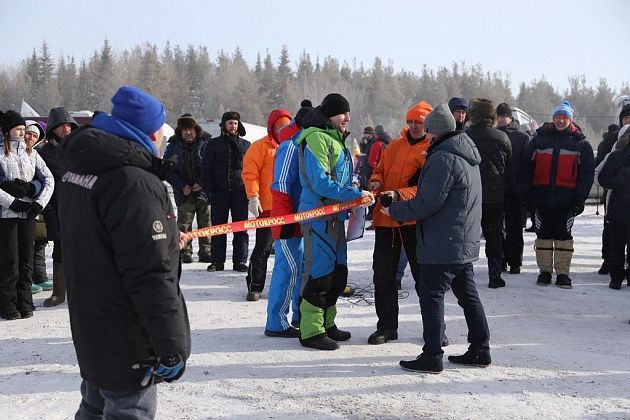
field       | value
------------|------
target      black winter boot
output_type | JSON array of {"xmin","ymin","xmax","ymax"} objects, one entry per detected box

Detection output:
[
  {"xmin": 536, "ymin": 272, "xmax": 552, "ymax": 286},
  {"xmin": 300, "ymin": 334, "xmax": 339, "ymax": 350},
  {"xmin": 368, "ymin": 329, "xmax": 398, "ymax": 345},
  {"xmin": 400, "ymin": 353, "xmax": 443, "ymax": 373},
  {"xmin": 448, "ymin": 350, "xmax": 491, "ymax": 367},
  {"xmin": 326, "ymin": 326, "xmax": 351, "ymax": 342},
  {"xmin": 488, "ymin": 258, "xmax": 506, "ymax": 288}
]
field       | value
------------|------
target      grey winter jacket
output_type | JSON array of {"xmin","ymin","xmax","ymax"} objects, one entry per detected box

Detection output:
[{"xmin": 389, "ymin": 131, "xmax": 482, "ymax": 265}]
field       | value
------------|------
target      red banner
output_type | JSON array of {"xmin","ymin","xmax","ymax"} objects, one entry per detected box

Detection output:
[{"xmin": 182, "ymin": 195, "xmax": 372, "ymax": 241}]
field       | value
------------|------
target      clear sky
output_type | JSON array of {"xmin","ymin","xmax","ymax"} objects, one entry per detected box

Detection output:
[{"xmin": 3, "ymin": 0, "xmax": 628, "ymax": 94}]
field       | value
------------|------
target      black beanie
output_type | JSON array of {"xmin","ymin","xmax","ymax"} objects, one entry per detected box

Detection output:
[
  {"xmin": 300, "ymin": 99, "xmax": 313, "ymax": 108},
  {"xmin": 0, "ymin": 110, "xmax": 26, "ymax": 135},
  {"xmin": 320, "ymin": 93, "xmax": 350, "ymax": 118},
  {"xmin": 496, "ymin": 103, "xmax": 513, "ymax": 118}
]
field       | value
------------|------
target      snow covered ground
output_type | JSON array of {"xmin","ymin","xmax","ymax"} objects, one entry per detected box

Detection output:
[{"xmin": 1, "ymin": 205, "xmax": 629, "ymax": 419}]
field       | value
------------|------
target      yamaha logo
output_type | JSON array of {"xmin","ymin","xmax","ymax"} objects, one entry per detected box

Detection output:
[{"xmin": 152, "ymin": 221, "xmax": 164, "ymax": 233}]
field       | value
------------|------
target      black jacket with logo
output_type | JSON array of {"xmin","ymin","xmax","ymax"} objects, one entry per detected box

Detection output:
[{"xmin": 57, "ymin": 126, "xmax": 191, "ymax": 391}]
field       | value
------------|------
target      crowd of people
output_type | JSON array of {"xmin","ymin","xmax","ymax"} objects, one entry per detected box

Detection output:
[{"xmin": 1, "ymin": 85, "xmax": 628, "ymax": 417}]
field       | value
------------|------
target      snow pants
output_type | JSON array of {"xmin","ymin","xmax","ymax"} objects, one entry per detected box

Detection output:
[
  {"xmin": 265, "ymin": 237, "xmax": 303, "ymax": 332},
  {"xmin": 299, "ymin": 219, "xmax": 348, "ymax": 341}
]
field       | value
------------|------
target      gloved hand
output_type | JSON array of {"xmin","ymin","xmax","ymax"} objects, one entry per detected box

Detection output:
[
  {"xmin": 572, "ymin": 201, "xmax": 585, "ymax": 216},
  {"xmin": 0, "ymin": 181, "xmax": 26, "ymax": 198},
  {"xmin": 360, "ymin": 190, "xmax": 376, "ymax": 208},
  {"xmin": 9, "ymin": 199, "xmax": 31, "ymax": 213},
  {"xmin": 13, "ymin": 179, "xmax": 37, "ymax": 198},
  {"xmin": 248, "ymin": 196, "xmax": 262, "ymax": 217},
  {"xmin": 378, "ymin": 191, "xmax": 399, "ymax": 208},
  {"xmin": 27, "ymin": 203, "xmax": 43, "ymax": 219},
  {"xmin": 133, "ymin": 354, "xmax": 186, "ymax": 387}
]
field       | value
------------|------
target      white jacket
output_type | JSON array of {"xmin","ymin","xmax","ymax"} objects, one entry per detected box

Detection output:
[{"xmin": 0, "ymin": 138, "xmax": 54, "ymax": 218}]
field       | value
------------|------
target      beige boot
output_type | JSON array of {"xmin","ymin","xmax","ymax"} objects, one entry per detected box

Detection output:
[
  {"xmin": 553, "ymin": 240, "xmax": 574, "ymax": 275},
  {"xmin": 534, "ymin": 239, "xmax": 554, "ymax": 273},
  {"xmin": 43, "ymin": 262, "xmax": 65, "ymax": 307}
]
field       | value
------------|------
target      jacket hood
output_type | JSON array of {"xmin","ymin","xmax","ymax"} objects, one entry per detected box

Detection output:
[
  {"xmin": 46, "ymin": 107, "xmax": 78, "ymax": 137},
  {"xmin": 300, "ymin": 107, "xmax": 335, "ymax": 131},
  {"xmin": 92, "ymin": 112, "xmax": 158, "ymax": 156},
  {"xmin": 267, "ymin": 109, "xmax": 292, "ymax": 142},
  {"xmin": 59, "ymin": 126, "xmax": 155, "ymax": 176},
  {"xmin": 430, "ymin": 131, "xmax": 481, "ymax": 166}
]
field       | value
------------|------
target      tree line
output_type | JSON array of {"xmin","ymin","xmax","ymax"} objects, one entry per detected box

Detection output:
[{"xmin": 1, "ymin": 40, "xmax": 628, "ymax": 146}]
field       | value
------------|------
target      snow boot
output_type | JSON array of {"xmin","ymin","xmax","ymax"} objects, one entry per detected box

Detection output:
[
  {"xmin": 31, "ymin": 283, "xmax": 43, "ymax": 294},
  {"xmin": 368, "ymin": 329, "xmax": 398, "ymax": 345},
  {"xmin": 206, "ymin": 263, "xmax": 224, "ymax": 272},
  {"xmin": 300, "ymin": 334, "xmax": 339, "ymax": 350},
  {"xmin": 535, "ymin": 238, "xmax": 554, "ymax": 278},
  {"xmin": 554, "ymin": 240, "xmax": 574, "ymax": 289},
  {"xmin": 43, "ymin": 262, "xmax": 65, "ymax": 307},
  {"xmin": 180, "ymin": 253, "xmax": 193, "ymax": 264},
  {"xmin": 536, "ymin": 272, "xmax": 552, "ymax": 286},
  {"xmin": 488, "ymin": 257, "xmax": 506, "ymax": 288},
  {"xmin": 324, "ymin": 306, "xmax": 350, "ymax": 341}
]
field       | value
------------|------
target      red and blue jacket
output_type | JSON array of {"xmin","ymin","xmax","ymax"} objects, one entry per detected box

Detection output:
[{"xmin": 521, "ymin": 122, "xmax": 594, "ymax": 208}]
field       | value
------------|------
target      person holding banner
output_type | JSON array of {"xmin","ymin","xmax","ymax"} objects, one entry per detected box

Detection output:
[{"xmin": 296, "ymin": 93, "xmax": 374, "ymax": 350}]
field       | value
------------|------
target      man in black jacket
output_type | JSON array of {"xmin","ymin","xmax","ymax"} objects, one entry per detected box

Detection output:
[
  {"xmin": 201, "ymin": 111, "xmax": 251, "ymax": 272},
  {"xmin": 164, "ymin": 114, "xmax": 212, "ymax": 264},
  {"xmin": 39, "ymin": 107, "xmax": 79, "ymax": 307},
  {"xmin": 496, "ymin": 103, "xmax": 530, "ymax": 274},
  {"xmin": 466, "ymin": 99, "xmax": 512, "ymax": 288},
  {"xmin": 596, "ymin": 103, "xmax": 630, "ymax": 274},
  {"xmin": 58, "ymin": 86, "xmax": 190, "ymax": 419}
]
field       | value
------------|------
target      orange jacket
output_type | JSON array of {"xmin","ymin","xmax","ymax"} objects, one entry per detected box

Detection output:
[
  {"xmin": 369, "ymin": 128, "xmax": 430, "ymax": 227},
  {"xmin": 243, "ymin": 135, "xmax": 278, "ymax": 210},
  {"xmin": 243, "ymin": 109, "xmax": 292, "ymax": 210}
]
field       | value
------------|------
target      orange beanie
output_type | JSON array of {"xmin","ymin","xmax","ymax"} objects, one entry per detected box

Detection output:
[{"xmin": 406, "ymin": 101, "xmax": 433, "ymax": 122}]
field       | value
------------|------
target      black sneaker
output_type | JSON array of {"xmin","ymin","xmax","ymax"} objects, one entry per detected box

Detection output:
[
  {"xmin": 291, "ymin": 319, "xmax": 300, "ymax": 329},
  {"xmin": 536, "ymin": 272, "xmax": 552, "ymax": 286},
  {"xmin": 555, "ymin": 274, "xmax": 573, "ymax": 289},
  {"xmin": 264, "ymin": 327, "xmax": 299, "ymax": 338},
  {"xmin": 488, "ymin": 278, "xmax": 506, "ymax": 289},
  {"xmin": 233, "ymin": 262, "xmax": 248, "ymax": 272},
  {"xmin": 300, "ymin": 335, "xmax": 339, "ymax": 350},
  {"xmin": 367, "ymin": 329, "xmax": 398, "ymax": 345},
  {"xmin": 246, "ymin": 291, "xmax": 261, "ymax": 301},
  {"xmin": 180, "ymin": 254, "xmax": 193, "ymax": 264},
  {"xmin": 509, "ymin": 266, "xmax": 521, "ymax": 274},
  {"xmin": 206, "ymin": 263, "xmax": 225, "ymax": 272},
  {"xmin": 326, "ymin": 326, "xmax": 351, "ymax": 341},
  {"xmin": 399, "ymin": 353, "xmax": 443, "ymax": 374},
  {"xmin": 448, "ymin": 350, "xmax": 491, "ymax": 367},
  {"xmin": 597, "ymin": 261, "xmax": 609, "ymax": 275}
]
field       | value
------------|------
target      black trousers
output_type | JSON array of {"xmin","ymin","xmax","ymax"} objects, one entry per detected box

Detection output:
[
  {"xmin": 33, "ymin": 239, "xmax": 49, "ymax": 283},
  {"xmin": 247, "ymin": 217, "xmax": 274, "ymax": 292},
  {"xmin": 481, "ymin": 202, "xmax": 504, "ymax": 259},
  {"xmin": 503, "ymin": 195, "xmax": 524, "ymax": 267},
  {"xmin": 608, "ymin": 222, "xmax": 630, "ymax": 283},
  {"xmin": 0, "ymin": 218, "xmax": 36, "ymax": 312},
  {"xmin": 535, "ymin": 206, "xmax": 573, "ymax": 240},
  {"xmin": 419, "ymin": 263, "xmax": 490, "ymax": 356},
  {"xmin": 210, "ymin": 190, "xmax": 249, "ymax": 264},
  {"xmin": 373, "ymin": 226, "xmax": 422, "ymax": 330}
]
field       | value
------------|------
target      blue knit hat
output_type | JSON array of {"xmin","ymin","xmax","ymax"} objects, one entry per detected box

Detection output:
[
  {"xmin": 111, "ymin": 86, "xmax": 166, "ymax": 135},
  {"xmin": 553, "ymin": 101, "xmax": 574, "ymax": 119}
]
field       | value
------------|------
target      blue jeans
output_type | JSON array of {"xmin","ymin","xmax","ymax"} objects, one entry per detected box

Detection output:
[
  {"xmin": 75, "ymin": 380, "xmax": 157, "ymax": 420},
  {"xmin": 419, "ymin": 263, "xmax": 490, "ymax": 356}
]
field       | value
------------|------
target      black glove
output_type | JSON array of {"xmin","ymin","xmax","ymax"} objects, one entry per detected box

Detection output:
[
  {"xmin": 379, "ymin": 194, "xmax": 393, "ymax": 208},
  {"xmin": 9, "ymin": 199, "xmax": 32, "ymax": 213},
  {"xmin": 13, "ymin": 179, "xmax": 37, "ymax": 198},
  {"xmin": 27, "ymin": 202, "xmax": 43, "ymax": 219},
  {"xmin": 1, "ymin": 181, "xmax": 26, "ymax": 198},
  {"xmin": 572, "ymin": 201, "xmax": 585, "ymax": 216}
]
